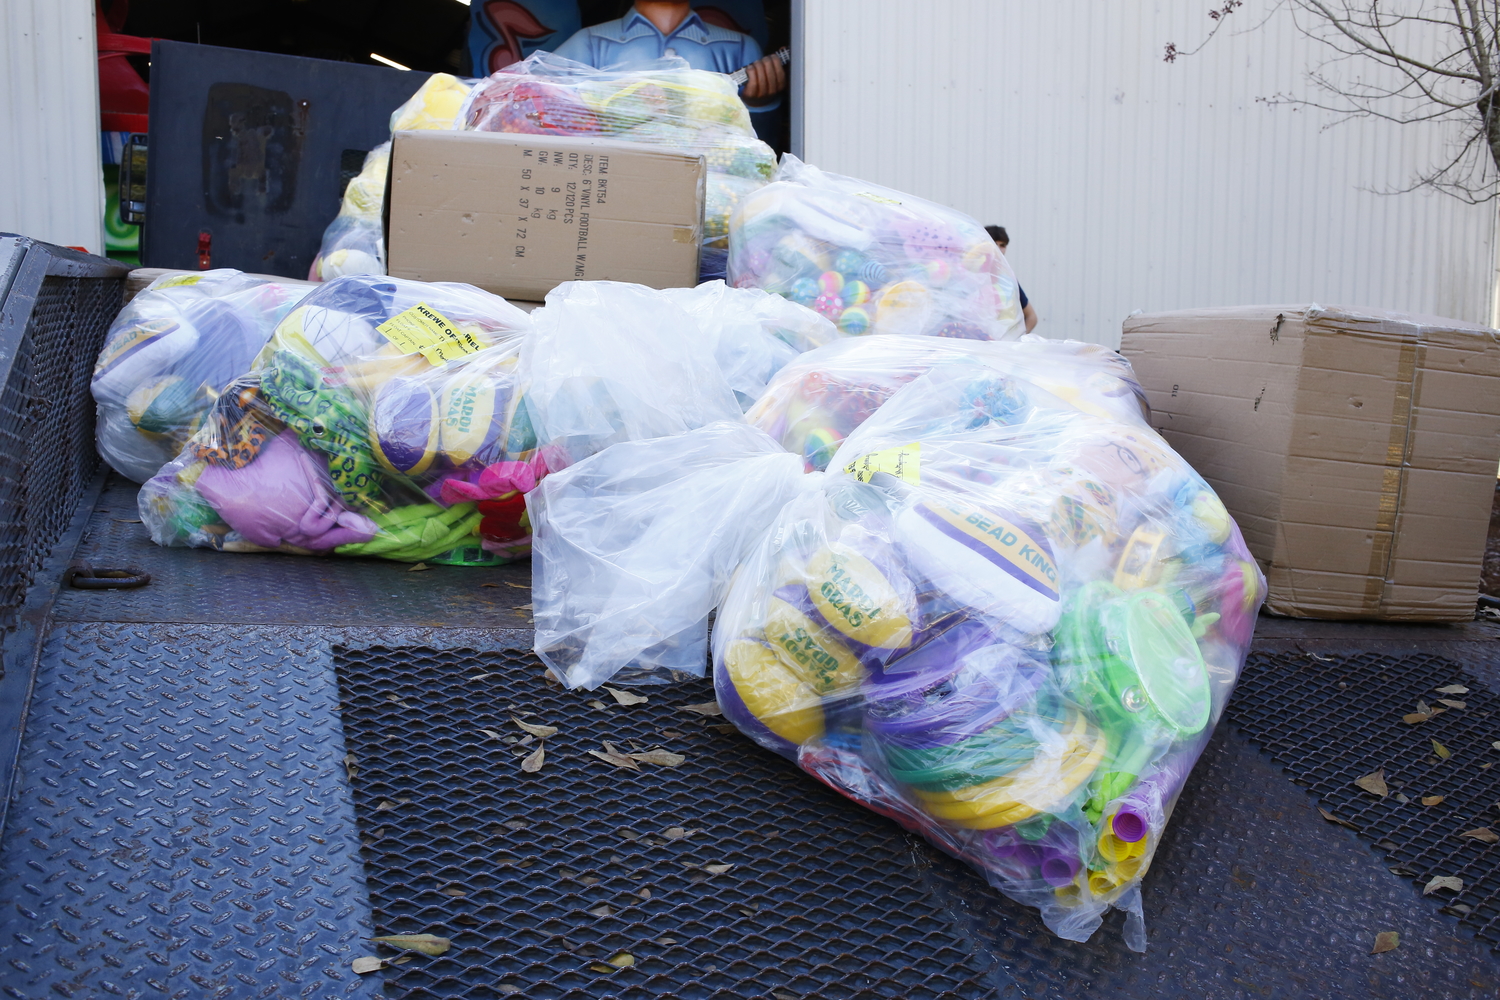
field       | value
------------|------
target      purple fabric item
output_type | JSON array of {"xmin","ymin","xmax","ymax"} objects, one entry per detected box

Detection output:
[{"xmin": 195, "ymin": 430, "xmax": 379, "ymax": 551}]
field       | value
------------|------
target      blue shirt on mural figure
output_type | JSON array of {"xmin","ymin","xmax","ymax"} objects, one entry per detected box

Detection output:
[{"xmin": 554, "ymin": 2, "xmax": 786, "ymax": 122}]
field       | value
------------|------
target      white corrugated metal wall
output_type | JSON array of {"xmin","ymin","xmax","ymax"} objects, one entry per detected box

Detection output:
[
  {"xmin": 0, "ymin": 0, "xmax": 102, "ymax": 254},
  {"xmin": 798, "ymin": 1, "xmax": 1500, "ymax": 346}
]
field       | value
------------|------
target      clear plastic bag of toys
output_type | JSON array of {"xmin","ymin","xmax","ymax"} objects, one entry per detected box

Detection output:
[
  {"xmin": 529, "ymin": 421, "xmax": 807, "ymax": 689},
  {"xmin": 746, "ymin": 334, "xmax": 1148, "ymax": 472},
  {"xmin": 139, "ymin": 275, "xmax": 539, "ymax": 564},
  {"xmin": 727, "ymin": 155, "xmax": 1026, "ymax": 340},
  {"xmin": 92, "ymin": 270, "xmax": 310, "ymax": 483},
  {"xmin": 464, "ymin": 52, "xmax": 775, "ymax": 279},
  {"xmin": 661, "ymin": 280, "xmax": 840, "ymax": 410},
  {"xmin": 711, "ymin": 344, "xmax": 1263, "ymax": 949},
  {"xmin": 520, "ymin": 281, "xmax": 743, "ymax": 472},
  {"xmin": 309, "ymin": 73, "xmax": 474, "ymax": 282}
]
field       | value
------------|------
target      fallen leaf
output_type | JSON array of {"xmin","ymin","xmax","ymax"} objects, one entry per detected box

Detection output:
[
  {"xmin": 1438, "ymin": 699, "xmax": 1468, "ymax": 710},
  {"xmin": 352, "ymin": 956, "xmax": 386, "ymax": 974},
  {"xmin": 588, "ymin": 745, "xmax": 640, "ymax": 770},
  {"xmin": 1318, "ymin": 806, "xmax": 1358, "ymax": 830},
  {"xmin": 407, "ymin": 562, "xmax": 431, "ymax": 572},
  {"xmin": 607, "ymin": 952, "xmax": 634, "ymax": 968},
  {"xmin": 605, "ymin": 686, "xmax": 649, "ymax": 706},
  {"xmin": 1494, "ymin": 741, "xmax": 1500, "ymax": 751},
  {"xmin": 440, "ymin": 886, "xmax": 467, "ymax": 897},
  {"xmin": 481, "ymin": 729, "xmax": 506, "ymax": 741},
  {"xmin": 631, "ymin": 750, "xmax": 686, "ymax": 767},
  {"xmin": 1433, "ymin": 740, "xmax": 1452, "ymax": 759},
  {"xmin": 375, "ymin": 799, "xmax": 398, "ymax": 812},
  {"xmin": 516, "ymin": 734, "xmax": 534, "ymax": 747},
  {"xmin": 1484, "ymin": 763, "xmax": 1495, "ymax": 770},
  {"xmin": 638, "ymin": 887, "xmax": 651, "ymax": 899},
  {"xmin": 521, "ymin": 743, "xmax": 545, "ymax": 773},
  {"xmin": 1423, "ymin": 875, "xmax": 1463, "ymax": 895},
  {"xmin": 618, "ymin": 827, "xmax": 639, "ymax": 840},
  {"xmin": 588, "ymin": 904, "xmax": 613, "ymax": 918},
  {"xmin": 371, "ymin": 934, "xmax": 451, "ymax": 956},
  {"xmin": 681, "ymin": 701, "xmax": 723, "ymax": 717},
  {"xmin": 588, "ymin": 700, "xmax": 608, "ymax": 710},
  {"xmin": 344, "ymin": 753, "xmax": 358, "ymax": 781},
  {"xmin": 1422, "ymin": 795, "xmax": 1446, "ymax": 806},
  {"xmin": 512, "ymin": 717, "xmax": 558, "ymax": 739},
  {"xmin": 773, "ymin": 992, "xmax": 800, "ymax": 1000},
  {"xmin": 703, "ymin": 863, "xmax": 734, "ymax": 875},
  {"xmin": 513, "ymin": 603, "xmax": 533, "ymax": 611},
  {"xmin": 589, "ymin": 964, "xmax": 616, "ymax": 974},
  {"xmin": 655, "ymin": 937, "xmax": 677, "ymax": 945},
  {"xmin": 481, "ymin": 582, "xmax": 500, "ymax": 588},
  {"xmin": 542, "ymin": 668, "xmax": 562, "ymax": 687},
  {"xmin": 711, "ymin": 724, "xmax": 737, "ymax": 735},
  {"xmin": 1354, "ymin": 769, "xmax": 1389, "ymax": 798},
  {"xmin": 1436, "ymin": 684, "xmax": 1469, "ymax": 695},
  {"xmin": 660, "ymin": 730, "xmax": 684, "ymax": 738},
  {"xmin": 113, "ymin": 517, "xmax": 142, "ymax": 524},
  {"xmin": 1460, "ymin": 827, "xmax": 1500, "ymax": 844},
  {"xmin": 468, "ymin": 673, "xmax": 495, "ymax": 682},
  {"xmin": 504, "ymin": 581, "xmax": 527, "ymax": 589},
  {"xmin": 498, "ymin": 985, "xmax": 521, "ymax": 994},
  {"xmin": 1417, "ymin": 699, "xmax": 1431, "ymax": 715},
  {"xmin": 1371, "ymin": 931, "xmax": 1400, "ymax": 954},
  {"xmin": 1403, "ymin": 712, "xmax": 1431, "ymax": 724}
]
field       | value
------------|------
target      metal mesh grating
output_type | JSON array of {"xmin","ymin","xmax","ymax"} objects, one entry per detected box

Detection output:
[
  {"xmin": 1228, "ymin": 649, "xmax": 1500, "ymax": 949},
  {"xmin": 333, "ymin": 645, "xmax": 995, "ymax": 1000},
  {"xmin": 0, "ymin": 272, "xmax": 122, "ymax": 631}
]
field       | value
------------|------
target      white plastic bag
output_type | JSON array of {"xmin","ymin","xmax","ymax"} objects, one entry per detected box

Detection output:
[
  {"xmin": 528, "ymin": 421, "xmax": 806, "ymax": 689},
  {"xmin": 661, "ymin": 280, "xmax": 839, "ymax": 410},
  {"xmin": 520, "ymin": 281, "xmax": 742, "ymax": 471}
]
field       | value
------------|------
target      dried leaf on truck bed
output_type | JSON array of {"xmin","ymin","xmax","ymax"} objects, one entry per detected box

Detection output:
[
  {"xmin": 630, "ymin": 750, "xmax": 685, "ymax": 767},
  {"xmin": 1371, "ymin": 931, "xmax": 1400, "ymax": 954},
  {"xmin": 352, "ymin": 956, "xmax": 386, "ymax": 974},
  {"xmin": 661, "ymin": 827, "xmax": 700, "ymax": 840},
  {"xmin": 588, "ymin": 744, "xmax": 640, "ymax": 770},
  {"xmin": 1437, "ymin": 699, "xmax": 1467, "ymax": 709},
  {"xmin": 1354, "ymin": 769, "xmax": 1389, "ymax": 797},
  {"xmin": 1433, "ymin": 741, "xmax": 1452, "ymax": 759},
  {"xmin": 1436, "ymin": 684, "xmax": 1469, "ymax": 695},
  {"xmin": 1424, "ymin": 875, "xmax": 1463, "ymax": 895},
  {"xmin": 703, "ymin": 863, "xmax": 734, "ymax": 875},
  {"xmin": 1318, "ymin": 806, "xmax": 1358, "ymax": 830},
  {"xmin": 512, "ymin": 717, "xmax": 558, "ymax": 738},
  {"xmin": 604, "ymin": 686, "xmax": 649, "ymax": 706},
  {"xmin": 1422, "ymin": 795, "xmax": 1446, "ymax": 806},
  {"xmin": 681, "ymin": 701, "xmax": 722, "ymax": 716},
  {"xmin": 481, "ymin": 729, "xmax": 506, "ymax": 741},
  {"xmin": 521, "ymin": 743, "xmax": 546, "ymax": 773},
  {"xmin": 372, "ymin": 934, "xmax": 451, "ymax": 955},
  {"xmin": 1460, "ymin": 827, "xmax": 1499, "ymax": 843},
  {"xmin": 407, "ymin": 562, "xmax": 430, "ymax": 572}
]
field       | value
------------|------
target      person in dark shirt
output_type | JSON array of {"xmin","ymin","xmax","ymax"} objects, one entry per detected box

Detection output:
[{"xmin": 986, "ymin": 225, "xmax": 1037, "ymax": 333}]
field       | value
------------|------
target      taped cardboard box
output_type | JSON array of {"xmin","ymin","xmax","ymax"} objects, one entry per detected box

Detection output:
[
  {"xmin": 385, "ymin": 130, "xmax": 704, "ymax": 301},
  {"xmin": 1120, "ymin": 305, "xmax": 1500, "ymax": 621}
]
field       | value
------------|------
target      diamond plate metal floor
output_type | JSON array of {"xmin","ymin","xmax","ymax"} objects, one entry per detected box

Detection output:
[
  {"xmin": 4, "ymin": 479, "xmax": 1500, "ymax": 999},
  {"xmin": 52, "ymin": 477, "xmax": 532, "ymax": 630}
]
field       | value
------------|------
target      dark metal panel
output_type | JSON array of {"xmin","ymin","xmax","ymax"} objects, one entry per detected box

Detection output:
[{"xmin": 141, "ymin": 41, "xmax": 428, "ymax": 279}]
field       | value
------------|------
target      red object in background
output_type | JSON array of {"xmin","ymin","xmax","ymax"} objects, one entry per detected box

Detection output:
[
  {"xmin": 196, "ymin": 231, "xmax": 212, "ymax": 270},
  {"xmin": 478, "ymin": 493, "xmax": 529, "ymax": 543},
  {"xmin": 96, "ymin": 0, "xmax": 153, "ymax": 132}
]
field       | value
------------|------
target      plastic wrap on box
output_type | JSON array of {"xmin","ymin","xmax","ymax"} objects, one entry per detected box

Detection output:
[
  {"xmin": 465, "ymin": 52, "xmax": 775, "ymax": 279},
  {"xmin": 727, "ymin": 156, "xmax": 1026, "ymax": 340},
  {"xmin": 712, "ymin": 340, "xmax": 1263, "ymax": 948},
  {"xmin": 519, "ymin": 281, "xmax": 744, "ymax": 472},
  {"xmin": 92, "ymin": 269, "xmax": 309, "ymax": 483},
  {"xmin": 139, "ymin": 275, "xmax": 538, "ymax": 564},
  {"xmin": 661, "ymin": 280, "xmax": 840, "ymax": 410},
  {"xmin": 309, "ymin": 73, "xmax": 474, "ymax": 282},
  {"xmin": 529, "ymin": 421, "xmax": 806, "ymax": 689},
  {"xmin": 746, "ymin": 334, "xmax": 1148, "ymax": 472}
]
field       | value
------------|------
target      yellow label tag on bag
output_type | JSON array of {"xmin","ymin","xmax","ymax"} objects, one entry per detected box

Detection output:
[
  {"xmin": 156, "ymin": 274, "xmax": 204, "ymax": 288},
  {"xmin": 377, "ymin": 302, "xmax": 484, "ymax": 365},
  {"xmin": 843, "ymin": 443, "xmax": 920, "ymax": 485}
]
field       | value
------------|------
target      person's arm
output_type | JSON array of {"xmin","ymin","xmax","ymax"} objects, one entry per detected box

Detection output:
[
  {"xmin": 1023, "ymin": 304, "xmax": 1038, "ymax": 333},
  {"xmin": 739, "ymin": 38, "xmax": 785, "ymax": 108}
]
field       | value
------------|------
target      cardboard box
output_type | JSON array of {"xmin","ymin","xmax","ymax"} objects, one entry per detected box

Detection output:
[
  {"xmin": 1120, "ymin": 305, "xmax": 1500, "ymax": 621},
  {"xmin": 385, "ymin": 130, "xmax": 704, "ymax": 300}
]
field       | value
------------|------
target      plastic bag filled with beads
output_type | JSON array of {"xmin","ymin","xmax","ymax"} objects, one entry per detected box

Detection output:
[
  {"xmin": 309, "ymin": 73, "xmax": 474, "ymax": 282},
  {"xmin": 92, "ymin": 269, "xmax": 311, "ymax": 483},
  {"xmin": 746, "ymin": 334, "xmax": 1147, "ymax": 473},
  {"xmin": 727, "ymin": 156, "xmax": 1026, "ymax": 340},
  {"xmin": 464, "ymin": 52, "xmax": 776, "ymax": 280},
  {"xmin": 709, "ymin": 336, "xmax": 1264, "ymax": 948},
  {"xmin": 139, "ymin": 275, "xmax": 539, "ymax": 564}
]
